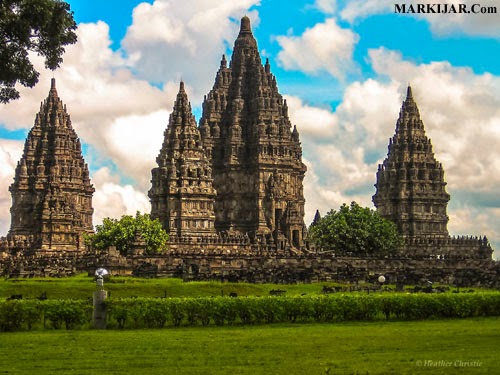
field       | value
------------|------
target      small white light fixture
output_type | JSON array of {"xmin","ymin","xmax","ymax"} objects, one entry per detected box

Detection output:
[{"xmin": 95, "ymin": 268, "xmax": 109, "ymax": 290}]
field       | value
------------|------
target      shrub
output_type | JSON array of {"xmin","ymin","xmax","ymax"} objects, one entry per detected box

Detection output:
[{"xmin": 1, "ymin": 292, "xmax": 500, "ymax": 331}]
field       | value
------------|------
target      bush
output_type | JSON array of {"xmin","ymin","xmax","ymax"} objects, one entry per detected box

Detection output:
[
  {"xmin": 0, "ymin": 300, "xmax": 39, "ymax": 331},
  {"xmin": 1, "ymin": 292, "xmax": 500, "ymax": 331},
  {"xmin": 44, "ymin": 300, "xmax": 91, "ymax": 329}
]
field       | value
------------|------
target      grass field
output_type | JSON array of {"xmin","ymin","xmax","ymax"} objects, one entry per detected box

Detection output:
[
  {"xmin": 0, "ymin": 318, "xmax": 498, "ymax": 374},
  {"xmin": 0, "ymin": 274, "xmax": 360, "ymax": 300}
]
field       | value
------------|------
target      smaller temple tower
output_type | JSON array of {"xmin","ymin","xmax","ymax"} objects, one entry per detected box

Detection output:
[
  {"xmin": 149, "ymin": 82, "xmax": 217, "ymax": 237},
  {"xmin": 373, "ymin": 86, "xmax": 450, "ymax": 238},
  {"xmin": 7, "ymin": 79, "xmax": 94, "ymax": 253}
]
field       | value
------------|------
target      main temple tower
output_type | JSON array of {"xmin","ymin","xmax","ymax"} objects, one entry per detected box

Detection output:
[
  {"xmin": 200, "ymin": 16, "xmax": 307, "ymax": 249},
  {"xmin": 7, "ymin": 79, "xmax": 94, "ymax": 253},
  {"xmin": 373, "ymin": 86, "xmax": 450, "ymax": 238}
]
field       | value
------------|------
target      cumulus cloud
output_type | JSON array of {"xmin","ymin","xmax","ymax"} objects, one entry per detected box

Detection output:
[
  {"xmin": 92, "ymin": 167, "xmax": 151, "ymax": 225},
  {"xmin": 122, "ymin": 0, "xmax": 261, "ymax": 102},
  {"xmin": 276, "ymin": 18, "xmax": 359, "ymax": 80},
  {"xmin": 367, "ymin": 47, "xmax": 500, "ymax": 193},
  {"xmin": 339, "ymin": 0, "xmax": 500, "ymax": 38},
  {"xmin": 0, "ymin": 21, "xmax": 175, "ymax": 228},
  {"xmin": 284, "ymin": 96, "xmax": 338, "ymax": 139},
  {"xmin": 287, "ymin": 46, "xmax": 500, "ymax": 255},
  {"xmin": 0, "ymin": 2, "xmax": 263, "ymax": 231},
  {"xmin": 287, "ymin": 79, "xmax": 402, "ymax": 223},
  {"xmin": 0, "ymin": 140, "xmax": 23, "ymax": 235},
  {"xmin": 313, "ymin": 0, "xmax": 337, "ymax": 14}
]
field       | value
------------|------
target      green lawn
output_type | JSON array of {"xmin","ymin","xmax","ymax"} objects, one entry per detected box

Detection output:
[
  {"xmin": 0, "ymin": 318, "xmax": 498, "ymax": 374},
  {"xmin": 0, "ymin": 274, "xmax": 354, "ymax": 300}
]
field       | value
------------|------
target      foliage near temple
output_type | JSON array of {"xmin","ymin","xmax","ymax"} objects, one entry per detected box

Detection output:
[
  {"xmin": 308, "ymin": 202, "xmax": 402, "ymax": 256},
  {"xmin": 85, "ymin": 212, "xmax": 168, "ymax": 256}
]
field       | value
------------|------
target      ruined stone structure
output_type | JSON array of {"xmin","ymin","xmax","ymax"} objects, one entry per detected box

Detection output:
[
  {"xmin": 373, "ymin": 86, "xmax": 492, "ymax": 260},
  {"xmin": 149, "ymin": 82, "xmax": 217, "ymax": 237},
  {"xmin": 0, "ymin": 19, "xmax": 496, "ymax": 285},
  {"xmin": 6, "ymin": 79, "xmax": 94, "ymax": 254},
  {"xmin": 152, "ymin": 16, "xmax": 307, "ymax": 251}
]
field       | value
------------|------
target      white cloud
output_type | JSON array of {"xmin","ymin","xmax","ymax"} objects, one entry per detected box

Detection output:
[
  {"xmin": 288, "ymin": 46, "xmax": 500, "ymax": 256},
  {"xmin": 287, "ymin": 79, "xmax": 403, "ymax": 222},
  {"xmin": 0, "ymin": 22, "xmax": 173, "ymax": 131},
  {"xmin": 314, "ymin": 0, "xmax": 337, "ymax": 14},
  {"xmin": 284, "ymin": 96, "xmax": 337, "ymax": 139},
  {"xmin": 0, "ymin": 2, "xmax": 265, "ymax": 232},
  {"xmin": 340, "ymin": 0, "xmax": 500, "ymax": 38},
  {"xmin": 92, "ymin": 167, "xmax": 151, "ymax": 225},
  {"xmin": 122, "ymin": 0, "xmax": 261, "ymax": 102},
  {"xmin": 100, "ymin": 109, "xmax": 169, "ymax": 190},
  {"xmin": 367, "ymin": 47, "xmax": 500, "ymax": 193},
  {"xmin": 339, "ymin": 0, "xmax": 393, "ymax": 23},
  {"xmin": 0, "ymin": 140, "xmax": 23, "ymax": 235},
  {"xmin": 276, "ymin": 18, "xmax": 359, "ymax": 79},
  {"xmin": 0, "ymin": 21, "xmax": 175, "ymax": 228}
]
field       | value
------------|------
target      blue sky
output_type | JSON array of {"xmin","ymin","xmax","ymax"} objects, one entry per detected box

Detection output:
[{"xmin": 0, "ymin": 0, "xmax": 499, "ymax": 257}]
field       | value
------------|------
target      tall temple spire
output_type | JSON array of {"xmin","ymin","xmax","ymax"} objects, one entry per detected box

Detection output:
[
  {"xmin": 373, "ymin": 86, "xmax": 450, "ymax": 239},
  {"xmin": 7, "ymin": 80, "xmax": 94, "ymax": 254},
  {"xmin": 198, "ymin": 15, "xmax": 307, "ymax": 250},
  {"xmin": 149, "ymin": 82, "xmax": 216, "ymax": 237}
]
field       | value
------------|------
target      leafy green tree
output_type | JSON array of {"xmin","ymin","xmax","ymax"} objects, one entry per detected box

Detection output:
[
  {"xmin": 308, "ymin": 202, "xmax": 402, "ymax": 256},
  {"xmin": 0, "ymin": 0, "xmax": 77, "ymax": 103},
  {"xmin": 86, "ymin": 212, "xmax": 168, "ymax": 255}
]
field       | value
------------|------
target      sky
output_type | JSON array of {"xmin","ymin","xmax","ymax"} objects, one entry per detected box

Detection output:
[{"xmin": 0, "ymin": 0, "xmax": 499, "ymax": 258}]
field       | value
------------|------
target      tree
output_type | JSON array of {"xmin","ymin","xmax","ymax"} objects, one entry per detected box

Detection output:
[
  {"xmin": 86, "ymin": 212, "xmax": 169, "ymax": 255},
  {"xmin": 0, "ymin": 0, "xmax": 77, "ymax": 103},
  {"xmin": 308, "ymin": 202, "xmax": 402, "ymax": 256}
]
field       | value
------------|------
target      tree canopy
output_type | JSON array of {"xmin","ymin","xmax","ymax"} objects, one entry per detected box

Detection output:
[
  {"xmin": 0, "ymin": 0, "xmax": 77, "ymax": 103},
  {"xmin": 308, "ymin": 202, "xmax": 402, "ymax": 256},
  {"xmin": 86, "ymin": 212, "xmax": 169, "ymax": 256}
]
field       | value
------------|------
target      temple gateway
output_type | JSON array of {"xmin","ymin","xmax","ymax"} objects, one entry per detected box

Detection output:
[{"xmin": 0, "ymin": 17, "xmax": 497, "ymax": 286}]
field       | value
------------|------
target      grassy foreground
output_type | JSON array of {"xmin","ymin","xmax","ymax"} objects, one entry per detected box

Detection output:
[
  {"xmin": 0, "ymin": 274, "xmax": 353, "ymax": 300},
  {"xmin": 0, "ymin": 318, "xmax": 498, "ymax": 374}
]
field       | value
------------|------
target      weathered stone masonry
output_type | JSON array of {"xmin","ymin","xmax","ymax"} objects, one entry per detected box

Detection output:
[
  {"xmin": 0, "ymin": 17, "xmax": 497, "ymax": 285},
  {"xmin": 6, "ymin": 79, "xmax": 94, "ymax": 255},
  {"xmin": 373, "ymin": 86, "xmax": 492, "ymax": 261}
]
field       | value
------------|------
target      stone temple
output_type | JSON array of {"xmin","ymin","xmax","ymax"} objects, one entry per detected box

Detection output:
[
  {"xmin": 373, "ymin": 86, "xmax": 450, "ymax": 239},
  {"xmin": 0, "ymin": 17, "xmax": 497, "ymax": 285},
  {"xmin": 373, "ymin": 86, "xmax": 492, "ymax": 260},
  {"xmin": 6, "ymin": 79, "xmax": 94, "ymax": 255},
  {"xmin": 149, "ymin": 81, "xmax": 217, "ymax": 238},
  {"xmin": 150, "ymin": 16, "xmax": 307, "ymax": 251}
]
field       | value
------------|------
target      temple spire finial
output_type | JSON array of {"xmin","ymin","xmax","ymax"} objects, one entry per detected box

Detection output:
[
  {"xmin": 406, "ymin": 84, "xmax": 413, "ymax": 100},
  {"xmin": 240, "ymin": 15, "xmax": 252, "ymax": 35},
  {"xmin": 49, "ymin": 78, "xmax": 58, "ymax": 97}
]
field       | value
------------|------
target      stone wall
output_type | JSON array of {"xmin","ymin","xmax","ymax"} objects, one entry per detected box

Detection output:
[
  {"xmin": 403, "ymin": 235, "xmax": 493, "ymax": 260},
  {"xmin": 1, "ymin": 236, "xmax": 498, "ymax": 288},
  {"xmin": 86, "ymin": 244, "xmax": 499, "ymax": 288}
]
